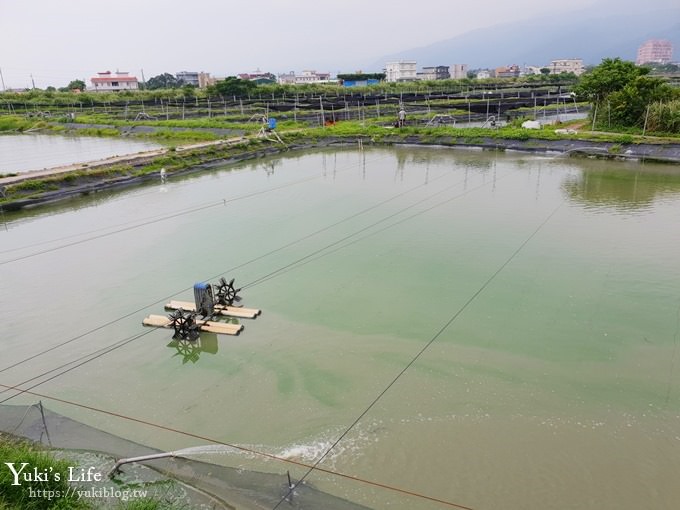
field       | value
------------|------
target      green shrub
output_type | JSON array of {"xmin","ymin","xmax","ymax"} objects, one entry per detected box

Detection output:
[{"xmin": 612, "ymin": 134, "xmax": 634, "ymax": 144}]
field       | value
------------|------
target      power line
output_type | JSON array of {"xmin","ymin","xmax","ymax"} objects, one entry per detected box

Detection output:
[
  {"xmin": 0, "ymin": 189, "xmax": 199, "ymax": 255},
  {"xmin": 0, "ymin": 159, "xmax": 544, "ymax": 509},
  {"xmin": 0, "ymin": 170, "xmax": 452, "ymax": 401},
  {"xmin": 0, "ymin": 382, "xmax": 473, "ymax": 509},
  {"xmin": 0, "ymin": 289, "xmax": 185, "ymax": 376},
  {"xmin": 0, "ymin": 167, "xmax": 484, "ymax": 409},
  {"xmin": 0, "ymin": 159, "xmax": 502, "ymax": 395},
  {"xmin": 0, "ymin": 154, "xmax": 395, "ymax": 374},
  {"xmin": 1, "ymin": 191, "xmax": 559, "ymax": 507},
  {"xmin": 0, "ymin": 157, "xmax": 450, "ymax": 376},
  {"xmin": 0, "ymin": 153, "xmax": 387, "ymax": 265},
  {"xmin": 272, "ymin": 201, "xmax": 564, "ymax": 509},
  {"xmin": 244, "ymin": 174, "xmax": 511, "ymax": 291},
  {"xmin": 0, "ymin": 164, "xmax": 496, "ymax": 419},
  {"xmin": 0, "ymin": 163, "xmax": 498, "ymax": 509},
  {"xmin": 0, "ymin": 200, "xmax": 225, "ymax": 265},
  {"xmin": 0, "ymin": 329, "xmax": 155, "ymax": 404}
]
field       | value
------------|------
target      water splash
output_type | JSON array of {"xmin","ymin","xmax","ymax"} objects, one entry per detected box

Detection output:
[{"xmin": 171, "ymin": 445, "xmax": 236, "ymax": 457}]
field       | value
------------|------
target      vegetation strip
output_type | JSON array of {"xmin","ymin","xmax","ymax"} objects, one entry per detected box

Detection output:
[{"xmin": 2, "ymin": 122, "xmax": 680, "ymax": 211}]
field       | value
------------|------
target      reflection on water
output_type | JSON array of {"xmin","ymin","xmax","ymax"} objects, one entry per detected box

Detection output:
[
  {"xmin": 1, "ymin": 146, "xmax": 680, "ymax": 510},
  {"xmin": 167, "ymin": 333, "xmax": 218, "ymax": 364},
  {"xmin": 562, "ymin": 164, "xmax": 680, "ymax": 212}
]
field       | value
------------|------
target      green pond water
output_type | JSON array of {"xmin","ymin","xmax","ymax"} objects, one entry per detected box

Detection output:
[{"xmin": 1, "ymin": 146, "xmax": 680, "ymax": 509}]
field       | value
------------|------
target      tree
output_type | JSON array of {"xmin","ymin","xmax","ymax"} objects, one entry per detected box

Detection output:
[
  {"xmin": 574, "ymin": 58, "xmax": 645, "ymax": 104},
  {"xmin": 67, "ymin": 79, "xmax": 85, "ymax": 91},
  {"xmin": 208, "ymin": 77, "xmax": 258, "ymax": 98},
  {"xmin": 575, "ymin": 58, "xmax": 674, "ymax": 130},
  {"xmin": 337, "ymin": 73, "xmax": 385, "ymax": 82},
  {"xmin": 146, "ymin": 73, "xmax": 183, "ymax": 90},
  {"xmin": 608, "ymin": 75, "xmax": 674, "ymax": 127},
  {"xmin": 540, "ymin": 67, "xmax": 551, "ymax": 75}
]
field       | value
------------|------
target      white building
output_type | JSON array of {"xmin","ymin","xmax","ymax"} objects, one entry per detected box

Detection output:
[
  {"xmin": 449, "ymin": 64, "xmax": 468, "ymax": 80},
  {"xmin": 548, "ymin": 59, "xmax": 585, "ymax": 76},
  {"xmin": 522, "ymin": 66, "xmax": 543, "ymax": 76},
  {"xmin": 277, "ymin": 70, "xmax": 332, "ymax": 85},
  {"xmin": 90, "ymin": 71, "xmax": 139, "ymax": 92},
  {"xmin": 385, "ymin": 61, "xmax": 417, "ymax": 82}
]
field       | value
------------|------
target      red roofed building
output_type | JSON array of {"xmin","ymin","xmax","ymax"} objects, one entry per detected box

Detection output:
[{"xmin": 90, "ymin": 71, "xmax": 139, "ymax": 92}]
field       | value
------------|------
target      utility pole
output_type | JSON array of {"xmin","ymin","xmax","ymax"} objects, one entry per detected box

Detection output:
[
  {"xmin": 30, "ymin": 74, "xmax": 36, "ymax": 89},
  {"xmin": 0, "ymin": 67, "xmax": 6, "ymax": 91},
  {"xmin": 140, "ymin": 68, "xmax": 146, "ymax": 89}
]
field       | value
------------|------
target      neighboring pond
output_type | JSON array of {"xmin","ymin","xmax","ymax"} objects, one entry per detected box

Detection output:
[
  {"xmin": 0, "ymin": 133, "xmax": 162, "ymax": 174},
  {"xmin": 1, "ymin": 145, "xmax": 679, "ymax": 510}
]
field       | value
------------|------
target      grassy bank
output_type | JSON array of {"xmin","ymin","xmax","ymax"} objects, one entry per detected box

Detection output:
[
  {"xmin": 0, "ymin": 433, "xmax": 87, "ymax": 509},
  {"xmin": 2, "ymin": 118, "xmax": 679, "ymax": 210},
  {"xmin": 0, "ymin": 434, "xmax": 177, "ymax": 509}
]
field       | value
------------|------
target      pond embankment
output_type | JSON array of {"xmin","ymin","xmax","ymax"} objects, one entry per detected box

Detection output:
[{"xmin": 2, "ymin": 131, "xmax": 680, "ymax": 212}]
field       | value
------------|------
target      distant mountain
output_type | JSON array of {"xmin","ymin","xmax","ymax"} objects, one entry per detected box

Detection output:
[{"xmin": 369, "ymin": 7, "xmax": 680, "ymax": 70}]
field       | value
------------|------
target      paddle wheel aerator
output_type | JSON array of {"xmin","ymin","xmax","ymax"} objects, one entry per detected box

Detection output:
[
  {"xmin": 143, "ymin": 277, "xmax": 261, "ymax": 340},
  {"xmin": 167, "ymin": 308, "xmax": 200, "ymax": 341}
]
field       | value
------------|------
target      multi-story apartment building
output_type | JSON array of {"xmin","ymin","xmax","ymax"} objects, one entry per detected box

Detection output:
[
  {"xmin": 636, "ymin": 39, "xmax": 673, "ymax": 65},
  {"xmin": 548, "ymin": 59, "xmax": 585, "ymax": 76},
  {"xmin": 277, "ymin": 70, "xmax": 331, "ymax": 84},
  {"xmin": 417, "ymin": 66, "xmax": 450, "ymax": 80},
  {"xmin": 449, "ymin": 64, "xmax": 469, "ymax": 80},
  {"xmin": 385, "ymin": 61, "xmax": 417, "ymax": 82},
  {"xmin": 176, "ymin": 72, "xmax": 214, "ymax": 88},
  {"xmin": 176, "ymin": 71, "xmax": 200, "ymax": 87}
]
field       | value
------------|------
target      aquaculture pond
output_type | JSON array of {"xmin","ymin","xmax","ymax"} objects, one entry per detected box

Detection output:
[
  {"xmin": 1, "ymin": 145, "xmax": 679, "ymax": 510},
  {"xmin": 0, "ymin": 133, "xmax": 162, "ymax": 174}
]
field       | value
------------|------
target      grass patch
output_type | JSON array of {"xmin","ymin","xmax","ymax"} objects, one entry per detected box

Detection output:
[
  {"xmin": 0, "ymin": 116, "xmax": 38, "ymax": 132},
  {"xmin": 0, "ymin": 434, "xmax": 87, "ymax": 509},
  {"xmin": 0, "ymin": 434, "xmax": 193, "ymax": 509},
  {"xmin": 71, "ymin": 127, "xmax": 120, "ymax": 137},
  {"xmin": 146, "ymin": 129, "xmax": 218, "ymax": 142}
]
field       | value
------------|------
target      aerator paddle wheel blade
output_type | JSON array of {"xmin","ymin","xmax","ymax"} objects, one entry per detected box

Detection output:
[{"xmin": 214, "ymin": 277, "xmax": 242, "ymax": 306}]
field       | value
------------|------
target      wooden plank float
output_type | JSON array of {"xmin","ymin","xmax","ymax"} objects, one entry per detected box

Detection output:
[
  {"xmin": 164, "ymin": 300, "xmax": 261, "ymax": 319},
  {"xmin": 142, "ymin": 314, "xmax": 243, "ymax": 336}
]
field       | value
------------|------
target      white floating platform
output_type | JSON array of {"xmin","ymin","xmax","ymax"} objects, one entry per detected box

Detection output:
[
  {"xmin": 164, "ymin": 300, "xmax": 261, "ymax": 319},
  {"xmin": 142, "ymin": 314, "xmax": 243, "ymax": 336}
]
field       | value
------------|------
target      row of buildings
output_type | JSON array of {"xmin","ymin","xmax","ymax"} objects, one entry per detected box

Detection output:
[
  {"xmin": 87, "ymin": 60, "xmax": 575, "ymax": 93},
  {"xmin": 384, "ymin": 39, "xmax": 674, "ymax": 83},
  {"xmin": 89, "ymin": 69, "xmax": 332, "ymax": 92},
  {"xmin": 384, "ymin": 59, "xmax": 586, "ymax": 82},
  {"xmin": 88, "ymin": 38, "xmax": 674, "ymax": 92}
]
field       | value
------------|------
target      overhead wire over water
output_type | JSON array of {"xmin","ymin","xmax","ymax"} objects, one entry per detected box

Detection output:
[{"xmin": 271, "ymin": 200, "xmax": 565, "ymax": 509}]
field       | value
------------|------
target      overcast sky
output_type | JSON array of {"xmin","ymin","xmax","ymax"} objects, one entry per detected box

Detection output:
[{"xmin": 0, "ymin": 0, "xmax": 677, "ymax": 89}]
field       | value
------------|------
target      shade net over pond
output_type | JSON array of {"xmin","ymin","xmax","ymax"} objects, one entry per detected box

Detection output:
[{"xmin": 0, "ymin": 403, "xmax": 371, "ymax": 510}]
